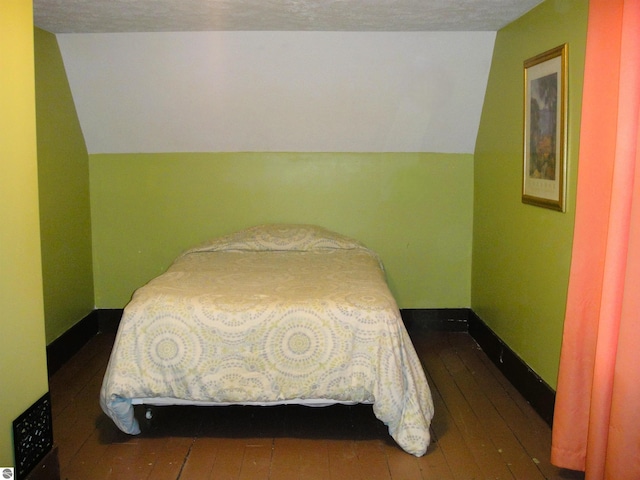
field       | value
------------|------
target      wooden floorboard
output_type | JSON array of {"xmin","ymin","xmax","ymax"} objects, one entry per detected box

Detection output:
[
  {"xmin": 445, "ymin": 334, "xmax": 543, "ymax": 479},
  {"xmin": 50, "ymin": 328, "xmax": 585, "ymax": 479}
]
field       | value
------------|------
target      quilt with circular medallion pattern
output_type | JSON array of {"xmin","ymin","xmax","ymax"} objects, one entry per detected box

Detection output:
[{"xmin": 100, "ymin": 224, "xmax": 433, "ymax": 456}]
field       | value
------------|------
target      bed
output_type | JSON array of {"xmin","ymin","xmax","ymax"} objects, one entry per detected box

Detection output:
[{"xmin": 99, "ymin": 224, "xmax": 434, "ymax": 456}]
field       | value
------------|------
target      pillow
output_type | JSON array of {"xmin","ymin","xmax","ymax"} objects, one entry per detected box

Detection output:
[{"xmin": 187, "ymin": 224, "xmax": 366, "ymax": 253}]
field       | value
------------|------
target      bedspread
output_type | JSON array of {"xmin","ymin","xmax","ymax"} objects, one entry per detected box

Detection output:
[{"xmin": 100, "ymin": 224, "xmax": 433, "ymax": 456}]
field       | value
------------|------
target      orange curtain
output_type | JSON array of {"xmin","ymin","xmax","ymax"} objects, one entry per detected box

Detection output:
[{"xmin": 551, "ymin": 0, "xmax": 640, "ymax": 478}]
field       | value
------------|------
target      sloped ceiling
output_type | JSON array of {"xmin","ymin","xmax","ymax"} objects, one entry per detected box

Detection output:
[{"xmin": 34, "ymin": 1, "xmax": 543, "ymax": 154}]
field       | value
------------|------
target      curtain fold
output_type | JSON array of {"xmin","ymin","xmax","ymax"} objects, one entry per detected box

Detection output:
[{"xmin": 551, "ymin": 0, "xmax": 640, "ymax": 478}]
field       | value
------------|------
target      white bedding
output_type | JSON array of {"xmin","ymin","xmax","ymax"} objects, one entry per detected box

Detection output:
[{"xmin": 100, "ymin": 224, "xmax": 434, "ymax": 456}]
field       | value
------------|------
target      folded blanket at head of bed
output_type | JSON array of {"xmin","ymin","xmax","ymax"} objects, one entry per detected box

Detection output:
[{"xmin": 100, "ymin": 224, "xmax": 434, "ymax": 456}]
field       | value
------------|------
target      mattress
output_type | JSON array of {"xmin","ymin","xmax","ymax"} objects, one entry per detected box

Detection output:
[{"xmin": 100, "ymin": 224, "xmax": 434, "ymax": 456}]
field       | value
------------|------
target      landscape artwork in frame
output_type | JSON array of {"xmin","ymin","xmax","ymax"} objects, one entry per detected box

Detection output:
[{"xmin": 523, "ymin": 44, "xmax": 567, "ymax": 212}]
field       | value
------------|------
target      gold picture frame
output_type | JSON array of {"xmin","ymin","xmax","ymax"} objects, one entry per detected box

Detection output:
[{"xmin": 523, "ymin": 44, "xmax": 568, "ymax": 212}]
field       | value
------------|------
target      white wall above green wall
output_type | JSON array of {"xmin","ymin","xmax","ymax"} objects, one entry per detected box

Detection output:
[{"xmin": 90, "ymin": 152, "xmax": 473, "ymax": 309}]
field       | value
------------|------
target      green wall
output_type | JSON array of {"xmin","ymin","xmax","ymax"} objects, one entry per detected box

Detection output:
[
  {"xmin": 34, "ymin": 27, "xmax": 95, "ymax": 344},
  {"xmin": 472, "ymin": 0, "xmax": 588, "ymax": 389},
  {"xmin": 90, "ymin": 152, "xmax": 473, "ymax": 309},
  {"xmin": 0, "ymin": 0, "xmax": 49, "ymax": 465}
]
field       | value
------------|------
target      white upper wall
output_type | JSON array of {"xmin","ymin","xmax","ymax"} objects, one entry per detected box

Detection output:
[{"xmin": 57, "ymin": 31, "xmax": 496, "ymax": 154}]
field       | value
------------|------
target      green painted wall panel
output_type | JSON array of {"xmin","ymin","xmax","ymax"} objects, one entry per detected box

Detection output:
[
  {"xmin": 34, "ymin": 28, "xmax": 95, "ymax": 344},
  {"xmin": 472, "ymin": 0, "xmax": 588, "ymax": 389},
  {"xmin": 90, "ymin": 152, "xmax": 473, "ymax": 309}
]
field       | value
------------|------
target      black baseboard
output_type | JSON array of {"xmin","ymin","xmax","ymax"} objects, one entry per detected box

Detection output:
[
  {"xmin": 467, "ymin": 310, "xmax": 556, "ymax": 427},
  {"xmin": 46, "ymin": 311, "xmax": 99, "ymax": 377},
  {"xmin": 45, "ymin": 307, "xmax": 555, "ymax": 426},
  {"xmin": 401, "ymin": 308, "xmax": 556, "ymax": 425},
  {"xmin": 46, "ymin": 309, "xmax": 124, "ymax": 377},
  {"xmin": 94, "ymin": 308, "xmax": 124, "ymax": 333},
  {"xmin": 401, "ymin": 308, "xmax": 470, "ymax": 332}
]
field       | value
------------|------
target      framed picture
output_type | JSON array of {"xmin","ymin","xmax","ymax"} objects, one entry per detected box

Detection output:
[{"xmin": 522, "ymin": 44, "xmax": 568, "ymax": 212}]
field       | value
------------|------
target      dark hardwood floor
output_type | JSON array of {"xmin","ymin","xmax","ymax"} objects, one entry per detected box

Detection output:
[{"xmin": 49, "ymin": 325, "xmax": 585, "ymax": 479}]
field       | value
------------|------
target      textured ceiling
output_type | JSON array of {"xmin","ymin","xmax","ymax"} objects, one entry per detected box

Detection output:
[{"xmin": 34, "ymin": 0, "xmax": 543, "ymax": 33}]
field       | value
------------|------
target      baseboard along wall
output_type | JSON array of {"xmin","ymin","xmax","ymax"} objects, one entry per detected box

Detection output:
[{"xmin": 46, "ymin": 308, "xmax": 556, "ymax": 426}]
